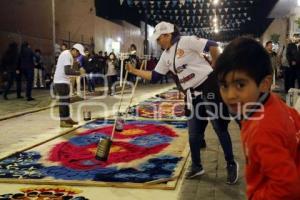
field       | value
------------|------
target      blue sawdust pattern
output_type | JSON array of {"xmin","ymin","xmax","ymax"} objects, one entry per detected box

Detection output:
[
  {"xmin": 82, "ymin": 119, "xmax": 114, "ymax": 129},
  {"xmin": 0, "ymin": 151, "xmax": 182, "ymax": 183},
  {"xmin": 93, "ymin": 155, "xmax": 182, "ymax": 183},
  {"xmin": 0, "ymin": 152, "xmax": 45, "ymax": 179},
  {"xmin": 83, "ymin": 120, "xmax": 187, "ymax": 130},
  {"xmin": 130, "ymin": 134, "xmax": 173, "ymax": 147},
  {"xmin": 40, "ymin": 166, "xmax": 118, "ymax": 181},
  {"xmin": 69, "ymin": 132, "xmax": 108, "ymax": 146}
]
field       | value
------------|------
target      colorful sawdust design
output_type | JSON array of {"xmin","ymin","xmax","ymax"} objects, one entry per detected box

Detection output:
[
  {"xmin": 129, "ymin": 101, "xmax": 185, "ymax": 119},
  {"xmin": 0, "ymin": 186, "xmax": 88, "ymax": 199},
  {"xmin": 0, "ymin": 120, "xmax": 187, "ymax": 184},
  {"xmin": 155, "ymin": 90, "xmax": 185, "ymax": 100}
]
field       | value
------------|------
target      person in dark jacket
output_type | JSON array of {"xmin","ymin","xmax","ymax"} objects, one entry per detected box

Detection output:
[
  {"xmin": 84, "ymin": 50, "xmax": 98, "ymax": 92},
  {"xmin": 96, "ymin": 51, "xmax": 106, "ymax": 85},
  {"xmin": 1, "ymin": 42, "xmax": 21, "ymax": 100},
  {"xmin": 19, "ymin": 41, "xmax": 35, "ymax": 101},
  {"xmin": 286, "ymin": 37, "xmax": 300, "ymax": 90}
]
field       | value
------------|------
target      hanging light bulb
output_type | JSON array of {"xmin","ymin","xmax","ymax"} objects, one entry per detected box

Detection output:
[
  {"xmin": 213, "ymin": 16, "xmax": 218, "ymax": 23},
  {"xmin": 213, "ymin": 0, "xmax": 219, "ymax": 6},
  {"xmin": 214, "ymin": 28, "xmax": 219, "ymax": 33}
]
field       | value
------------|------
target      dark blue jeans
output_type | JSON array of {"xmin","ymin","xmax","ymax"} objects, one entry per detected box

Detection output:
[
  {"xmin": 87, "ymin": 73, "xmax": 95, "ymax": 92},
  {"xmin": 107, "ymin": 75, "xmax": 117, "ymax": 94},
  {"xmin": 188, "ymin": 95, "xmax": 234, "ymax": 168},
  {"xmin": 187, "ymin": 72, "xmax": 234, "ymax": 168}
]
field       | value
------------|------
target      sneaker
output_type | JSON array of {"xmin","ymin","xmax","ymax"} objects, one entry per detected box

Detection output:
[
  {"xmin": 66, "ymin": 119, "xmax": 78, "ymax": 125},
  {"xmin": 226, "ymin": 160, "xmax": 239, "ymax": 185},
  {"xmin": 60, "ymin": 121, "xmax": 73, "ymax": 128},
  {"xmin": 185, "ymin": 165, "xmax": 205, "ymax": 179},
  {"xmin": 34, "ymin": 85, "xmax": 37, "ymax": 88}
]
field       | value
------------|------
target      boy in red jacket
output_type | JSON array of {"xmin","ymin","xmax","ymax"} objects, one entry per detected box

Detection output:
[{"xmin": 215, "ymin": 37, "xmax": 300, "ymax": 200}]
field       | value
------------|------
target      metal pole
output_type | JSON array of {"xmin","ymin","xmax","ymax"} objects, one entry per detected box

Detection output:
[
  {"xmin": 68, "ymin": 32, "xmax": 71, "ymax": 48},
  {"xmin": 144, "ymin": 0, "xmax": 148, "ymax": 55},
  {"xmin": 52, "ymin": 0, "xmax": 56, "ymax": 64},
  {"xmin": 120, "ymin": 57, "xmax": 124, "ymax": 86},
  {"xmin": 144, "ymin": 23, "xmax": 148, "ymax": 55}
]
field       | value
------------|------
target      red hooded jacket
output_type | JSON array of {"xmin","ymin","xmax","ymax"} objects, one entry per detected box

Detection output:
[{"xmin": 241, "ymin": 93, "xmax": 300, "ymax": 200}]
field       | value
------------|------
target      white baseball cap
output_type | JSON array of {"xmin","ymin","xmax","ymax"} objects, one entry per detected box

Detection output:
[
  {"xmin": 150, "ymin": 21, "xmax": 175, "ymax": 41},
  {"xmin": 72, "ymin": 43, "xmax": 85, "ymax": 56}
]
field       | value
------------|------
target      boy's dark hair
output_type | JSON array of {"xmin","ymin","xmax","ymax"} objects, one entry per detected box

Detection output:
[
  {"xmin": 215, "ymin": 37, "xmax": 273, "ymax": 85},
  {"xmin": 265, "ymin": 41, "xmax": 272, "ymax": 46}
]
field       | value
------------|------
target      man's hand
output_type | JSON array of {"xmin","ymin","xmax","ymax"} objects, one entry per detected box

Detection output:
[
  {"xmin": 16, "ymin": 70, "xmax": 20, "ymax": 74},
  {"xmin": 125, "ymin": 63, "xmax": 135, "ymax": 73}
]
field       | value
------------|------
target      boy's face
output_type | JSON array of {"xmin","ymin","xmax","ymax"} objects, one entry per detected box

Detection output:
[{"xmin": 219, "ymin": 70, "xmax": 272, "ymax": 114}]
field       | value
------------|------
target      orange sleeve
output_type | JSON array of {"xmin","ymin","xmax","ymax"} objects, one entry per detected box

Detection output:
[{"xmin": 251, "ymin": 130, "xmax": 300, "ymax": 200}]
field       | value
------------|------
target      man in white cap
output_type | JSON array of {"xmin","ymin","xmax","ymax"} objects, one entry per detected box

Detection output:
[
  {"xmin": 54, "ymin": 43, "xmax": 86, "ymax": 128},
  {"xmin": 126, "ymin": 21, "xmax": 239, "ymax": 184}
]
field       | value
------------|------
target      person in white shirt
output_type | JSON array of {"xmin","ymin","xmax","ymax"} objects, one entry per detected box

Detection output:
[
  {"xmin": 126, "ymin": 21, "xmax": 238, "ymax": 184},
  {"xmin": 53, "ymin": 43, "xmax": 86, "ymax": 128}
]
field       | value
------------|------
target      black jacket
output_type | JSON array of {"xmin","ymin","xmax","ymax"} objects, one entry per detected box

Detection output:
[
  {"xmin": 84, "ymin": 56, "xmax": 98, "ymax": 73},
  {"xmin": 1, "ymin": 49, "xmax": 19, "ymax": 72},
  {"xmin": 286, "ymin": 42, "xmax": 298, "ymax": 67}
]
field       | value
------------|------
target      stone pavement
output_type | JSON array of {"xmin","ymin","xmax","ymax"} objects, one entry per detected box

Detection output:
[
  {"xmin": 0, "ymin": 82, "xmax": 247, "ymax": 200},
  {"xmin": 0, "ymin": 88, "xmax": 52, "ymax": 119},
  {"xmin": 178, "ymin": 122, "xmax": 246, "ymax": 200}
]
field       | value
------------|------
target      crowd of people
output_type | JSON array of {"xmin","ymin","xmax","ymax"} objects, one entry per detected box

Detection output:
[
  {"xmin": 0, "ymin": 42, "xmax": 160, "ymax": 100},
  {"xmin": 0, "ymin": 41, "xmax": 44, "ymax": 100},
  {"xmin": 264, "ymin": 35, "xmax": 300, "ymax": 93}
]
